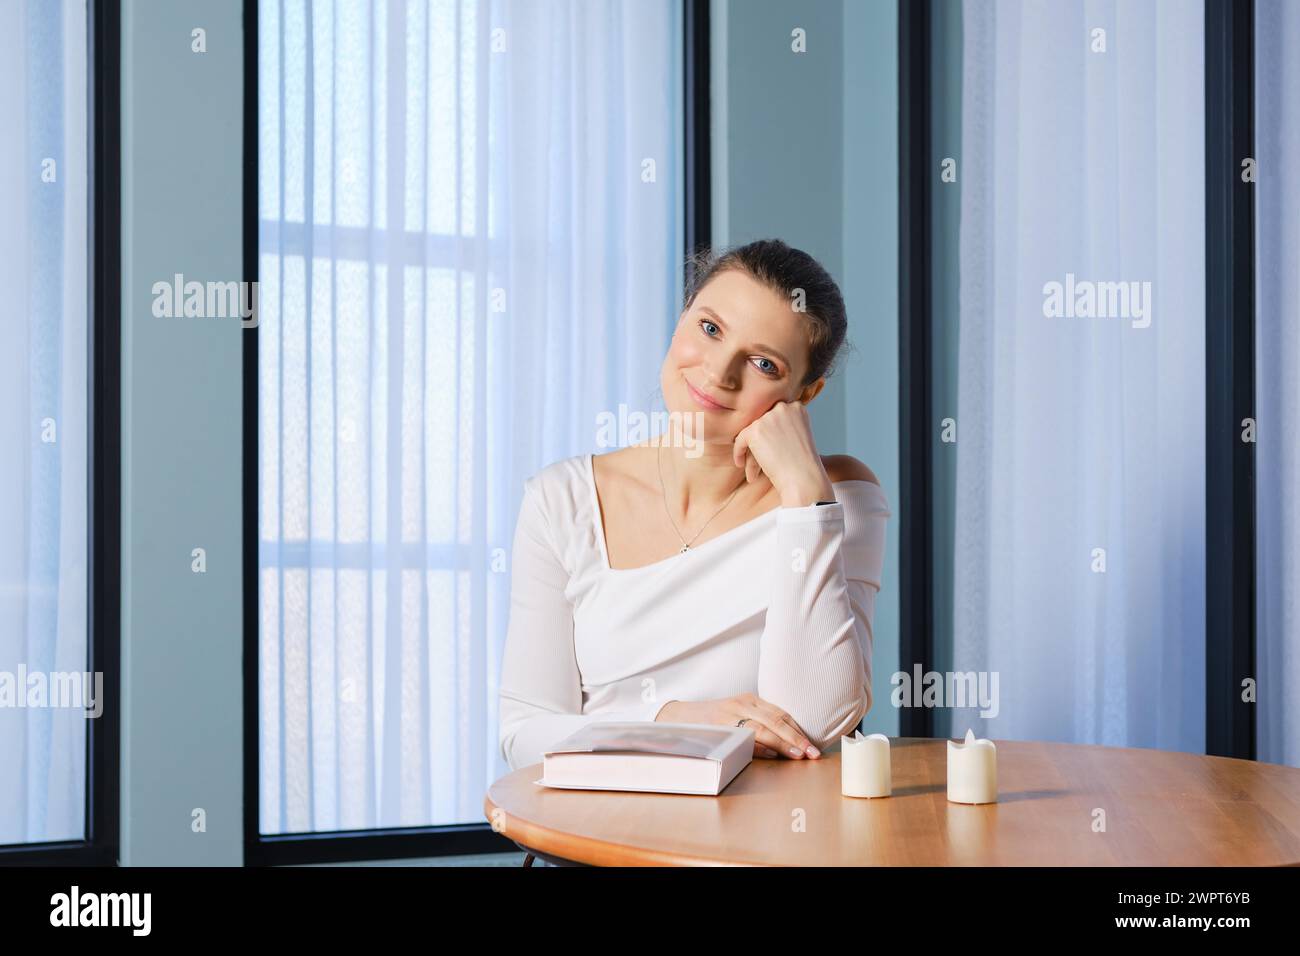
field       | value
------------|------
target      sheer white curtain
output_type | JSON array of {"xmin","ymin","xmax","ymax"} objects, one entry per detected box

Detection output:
[
  {"xmin": 0, "ymin": 0, "xmax": 89, "ymax": 845},
  {"xmin": 1256, "ymin": 0, "xmax": 1299, "ymax": 769},
  {"xmin": 951, "ymin": 1, "xmax": 1206, "ymax": 749},
  {"xmin": 257, "ymin": 0, "xmax": 682, "ymax": 833}
]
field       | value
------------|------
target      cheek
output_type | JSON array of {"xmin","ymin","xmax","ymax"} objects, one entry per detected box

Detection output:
[
  {"xmin": 733, "ymin": 390, "xmax": 777, "ymax": 424},
  {"xmin": 749, "ymin": 376, "xmax": 789, "ymax": 407},
  {"xmin": 662, "ymin": 337, "xmax": 697, "ymax": 396},
  {"xmin": 668, "ymin": 331, "xmax": 703, "ymax": 365}
]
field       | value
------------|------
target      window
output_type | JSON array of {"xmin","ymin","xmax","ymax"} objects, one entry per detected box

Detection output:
[
  {"xmin": 920, "ymin": 0, "xmax": 1207, "ymax": 749},
  {"xmin": 252, "ymin": 0, "xmax": 683, "ymax": 852},
  {"xmin": 0, "ymin": 0, "xmax": 118, "ymax": 864}
]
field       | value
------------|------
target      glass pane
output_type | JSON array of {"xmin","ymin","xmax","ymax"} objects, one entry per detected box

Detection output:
[
  {"xmin": 933, "ymin": 0, "xmax": 1206, "ymax": 750},
  {"xmin": 0, "ymin": 0, "xmax": 91, "ymax": 846},
  {"xmin": 258, "ymin": 0, "xmax": 684, "ymax": 834}
]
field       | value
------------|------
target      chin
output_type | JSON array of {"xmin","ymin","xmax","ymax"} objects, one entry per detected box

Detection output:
[{"xmin": 662, "ymin": 392, "xmax": 722, "ymax": 444}]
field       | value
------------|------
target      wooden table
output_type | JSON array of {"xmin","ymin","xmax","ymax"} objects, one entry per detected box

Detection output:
[{"xmin": 483, "ymin": 736, "xmax": 1300, "ymax": 866}]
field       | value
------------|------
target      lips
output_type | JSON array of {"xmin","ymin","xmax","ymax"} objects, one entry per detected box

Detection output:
[{"xmin": 685, "ymin": 378, "xmax": 730, "ymax": 411}]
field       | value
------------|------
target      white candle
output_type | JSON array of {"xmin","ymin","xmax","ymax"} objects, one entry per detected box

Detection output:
[
  {"xmin": 841, "ymin": 730, "xmax": 891, "ymax": 798},
  {"xmin": 947, "ymin": 728, "xmax": 997, "ymax": 804}
]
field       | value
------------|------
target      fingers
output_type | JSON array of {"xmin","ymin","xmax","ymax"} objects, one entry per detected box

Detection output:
[
  {"xmin": 750, "ymin": 702, "xmax": 819, "ymax": 758},
  {"xmin": 753, "ymin": 742, "xmax": 779, "ymax": 759},
  {"xmin": 729, "ymin": 695, "xmax": 820, "ymax": 759},
  {"xmin": 747, "ymin": 721, "xmax": 805, "ymax": 758},
  {"xmin": 745, "ymin": 451, "xmax": 761, "ymax": 483},
  {"xmin": 732, "ymin": 430, "xmax": 749, "ymax": 470},
  {"xmin": 740, "ymin": 713, "xmax": 816, "ymax": 759}
]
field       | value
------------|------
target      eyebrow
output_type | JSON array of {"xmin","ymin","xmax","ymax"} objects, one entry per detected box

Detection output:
[{"xmin": 697, "ymin": 306, "xmax": 792, "ymax": 370}]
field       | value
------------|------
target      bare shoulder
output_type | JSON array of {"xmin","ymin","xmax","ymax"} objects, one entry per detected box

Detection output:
[
  {"xmin": 821, "ymin": 454, "xmax": 880, "ymax": 486},
  {"xmin": 591, "ymin": 446, "xmax": 631, "ymax": 482}
]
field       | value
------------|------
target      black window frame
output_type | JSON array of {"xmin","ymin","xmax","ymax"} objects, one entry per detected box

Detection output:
[
  {"xmin": 1204, "ymin": 0, "xmax": 1256, "ymax": 760},
  {"xmin": 896, "ymin": 0, "xmax": 935, "ymax": 741}
]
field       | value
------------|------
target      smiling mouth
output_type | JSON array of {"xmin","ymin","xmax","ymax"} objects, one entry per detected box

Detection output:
[{"xmin": 685, "ymin": 378, "xmax": 730, "ymax": 411}]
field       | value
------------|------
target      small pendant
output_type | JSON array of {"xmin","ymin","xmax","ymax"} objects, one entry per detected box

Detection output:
[{"xmin": 680, "ymin": 544, "xmax": 690, "ymax": 553}]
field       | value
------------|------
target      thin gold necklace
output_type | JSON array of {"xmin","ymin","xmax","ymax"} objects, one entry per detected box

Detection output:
[{"xmin": 656, "ymin": 441, "xmax": 747, "ymax": 553}]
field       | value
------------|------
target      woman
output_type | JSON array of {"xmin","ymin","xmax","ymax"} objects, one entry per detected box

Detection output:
[{"xmin": 498, "ymin": 238, "xmax": 889, "ymax": 771}]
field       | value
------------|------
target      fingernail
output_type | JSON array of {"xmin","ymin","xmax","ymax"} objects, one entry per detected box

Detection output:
[
  {"xmin": 806, "ymin": 745, "xmax": 820, "ymax": 757},
  {"xmin": 788, "ymin": 746, "xmax": 804, "ymax": 758}
]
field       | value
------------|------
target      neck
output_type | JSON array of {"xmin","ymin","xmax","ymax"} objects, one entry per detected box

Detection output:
[{"xmin": 655, "ymin": 437, "xmax": 763, "ymax": 517}]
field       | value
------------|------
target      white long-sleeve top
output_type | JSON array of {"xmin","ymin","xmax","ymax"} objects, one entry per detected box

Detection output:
[{"xmin": 497, "ymin": 453, "xmax": 890, "ymax": 770}]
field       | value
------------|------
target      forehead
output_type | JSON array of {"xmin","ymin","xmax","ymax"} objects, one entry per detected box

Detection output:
[{"xmin": 692, "ymin": 269, "xmax": 799, "ymax": 340}]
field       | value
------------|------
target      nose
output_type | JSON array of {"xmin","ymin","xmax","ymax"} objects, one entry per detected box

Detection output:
[{"xmin": 703, "ymin": 358, "xmax": 740, "ymax": 391}]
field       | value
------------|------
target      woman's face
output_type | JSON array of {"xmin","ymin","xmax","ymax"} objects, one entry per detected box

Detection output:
[{"xmin": 661, "ymin": 268, "xmax": 824, "ymax": 445}]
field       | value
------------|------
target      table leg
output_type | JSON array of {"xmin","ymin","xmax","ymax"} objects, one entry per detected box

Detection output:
[{"xmin": 514, "ymin": 841, "xmax": 587, "ymax": 867}]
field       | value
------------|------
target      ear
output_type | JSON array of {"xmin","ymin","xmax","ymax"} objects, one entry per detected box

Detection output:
[{"xmin": 798, "ymin": 377, "xmax": 826, "ymax": 404}]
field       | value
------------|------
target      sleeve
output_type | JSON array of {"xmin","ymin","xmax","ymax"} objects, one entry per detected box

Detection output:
[
  {"xmin": 497, "ymin": 478, "xmax": 670, "ymax": 771},
  {"xmin": 755, "ymin": 484, "xmax": 890, "ymax": 752}
]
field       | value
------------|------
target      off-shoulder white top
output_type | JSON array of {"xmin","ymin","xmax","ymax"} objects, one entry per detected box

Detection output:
[{"xmin": 497, "ymin": 453, "xmax": 891, "ymax": 770}]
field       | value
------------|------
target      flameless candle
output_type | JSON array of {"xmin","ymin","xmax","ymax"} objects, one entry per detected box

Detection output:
[
  {"xmin": 947, "ymin": 728, "xmax": 997, "ymax": 804},
  {"xmin": 841, "ymin": 730, "xmax": 891, "ymax": 798}
]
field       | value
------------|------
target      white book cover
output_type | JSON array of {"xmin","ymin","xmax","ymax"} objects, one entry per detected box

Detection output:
[{"xmin": 535, "ymin": 722, "xmax": 755, "ymax": 795}]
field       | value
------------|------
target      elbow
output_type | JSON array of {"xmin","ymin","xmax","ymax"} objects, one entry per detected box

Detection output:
[
  {"xmin": 500, "ymin": 718, "xmax": 546, "ymax": 772},
  {"xmin": 499, "ymin": 726, "xmax": 522, "ymax": 772},
  {"xmin": 811, "ymin": 686, "xmax": 872, "ymax": 752}
]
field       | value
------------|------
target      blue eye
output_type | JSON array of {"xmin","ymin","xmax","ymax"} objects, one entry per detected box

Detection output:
[{"xmin": 698, "ymin": 318, "xmax": 780, "ymax": 377}]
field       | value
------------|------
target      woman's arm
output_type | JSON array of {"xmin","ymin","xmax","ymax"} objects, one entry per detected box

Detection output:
[
  {"xmin": 498, "ymin": 479, "xmax": 668, "ymax": 771},
  {"xmin": 755, "ymin": 483, "xmax": 889, "ymax": 751}
]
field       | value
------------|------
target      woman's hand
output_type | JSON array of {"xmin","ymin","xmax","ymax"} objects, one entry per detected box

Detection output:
[
  {"xmin": 731, "ymin": 400, "xmax": 835, "ymax": 508},
  {"xmin": 655, "ymin": 694, "xmax": 821, "ymax": 759}
]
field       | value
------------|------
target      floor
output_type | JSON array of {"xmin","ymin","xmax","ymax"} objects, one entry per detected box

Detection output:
[{"xmin": 300, "ymin": 851, "xmax": 528, "ymax": 867}]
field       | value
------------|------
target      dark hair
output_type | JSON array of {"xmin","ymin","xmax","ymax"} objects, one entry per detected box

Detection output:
[{"xmin": 683, "ymin": 238, "xmax": 852, "ymax": 386}]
